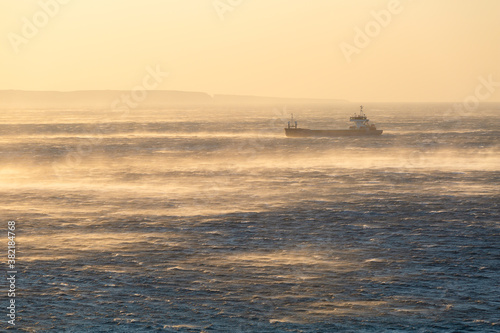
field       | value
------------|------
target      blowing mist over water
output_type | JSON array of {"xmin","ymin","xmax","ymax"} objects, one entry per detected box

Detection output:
[{"xmin": 1, "ymin": 103, "xmax": 499, "ymax": 332}]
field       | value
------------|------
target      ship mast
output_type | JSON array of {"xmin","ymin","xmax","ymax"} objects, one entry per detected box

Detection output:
[{"xmin": 288, "ymin": 113, "xmax": 297, "ymax": 129}]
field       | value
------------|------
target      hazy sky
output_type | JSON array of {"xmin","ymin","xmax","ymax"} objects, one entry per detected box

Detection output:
[{"xmin": 2, "ymin": 0, "xmax": 500, "ymax": 102}]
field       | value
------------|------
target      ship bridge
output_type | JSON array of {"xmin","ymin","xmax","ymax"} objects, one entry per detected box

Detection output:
[{"xmin": 350, "ymin": 105, "xmax": 372, "ymax": 129}]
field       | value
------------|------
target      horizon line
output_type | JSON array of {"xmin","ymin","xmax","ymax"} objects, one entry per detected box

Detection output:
[{"xmin": 2, "ymin": 89, "xmax": 500, "ymax": 104}]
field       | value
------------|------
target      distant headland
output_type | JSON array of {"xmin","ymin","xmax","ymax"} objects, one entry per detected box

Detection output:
[{"xmin": 0, "ymin": 90, "xmax": 347, "ymax": 109}]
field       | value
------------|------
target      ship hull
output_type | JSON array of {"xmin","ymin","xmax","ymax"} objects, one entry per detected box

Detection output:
[{"xmin": 285, "ymin": 128, "xmax": 383, "ymax": 137}]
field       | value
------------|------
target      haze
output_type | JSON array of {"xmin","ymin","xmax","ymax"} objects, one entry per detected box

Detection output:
[{"xmin": 2, "ymin": 0, "xmax": 500, "ymax": 102}]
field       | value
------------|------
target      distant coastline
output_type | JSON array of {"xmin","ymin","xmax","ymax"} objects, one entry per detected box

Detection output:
[{"xmin": 0, "ymin": 90, "xmax": 347, "ymax": 109}]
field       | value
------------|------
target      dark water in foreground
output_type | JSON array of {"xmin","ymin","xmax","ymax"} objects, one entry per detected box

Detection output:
[{"xmin": 1, "ymin": 104, "xmax": 499, "ymax": 332}]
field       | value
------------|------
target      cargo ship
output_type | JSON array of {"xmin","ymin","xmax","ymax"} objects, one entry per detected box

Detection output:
[{"xmin": 285, "ymin": 106, "xmax": 383, "ymax": 137}]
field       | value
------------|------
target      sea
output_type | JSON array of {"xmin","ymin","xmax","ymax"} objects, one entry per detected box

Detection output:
[{"xmin": 1, "ymin": 103, "xmax": 499, "ymax": 332}]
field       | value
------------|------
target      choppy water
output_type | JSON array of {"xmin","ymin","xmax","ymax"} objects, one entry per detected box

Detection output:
[{"xmin": 1, "ymin": 103, "xmax": 499, "ymax": 332}]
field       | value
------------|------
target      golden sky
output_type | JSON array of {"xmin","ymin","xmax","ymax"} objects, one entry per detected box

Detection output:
[{"xmin": 2, "ymin": 0, "xmax": 500, "ymax": 102}]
